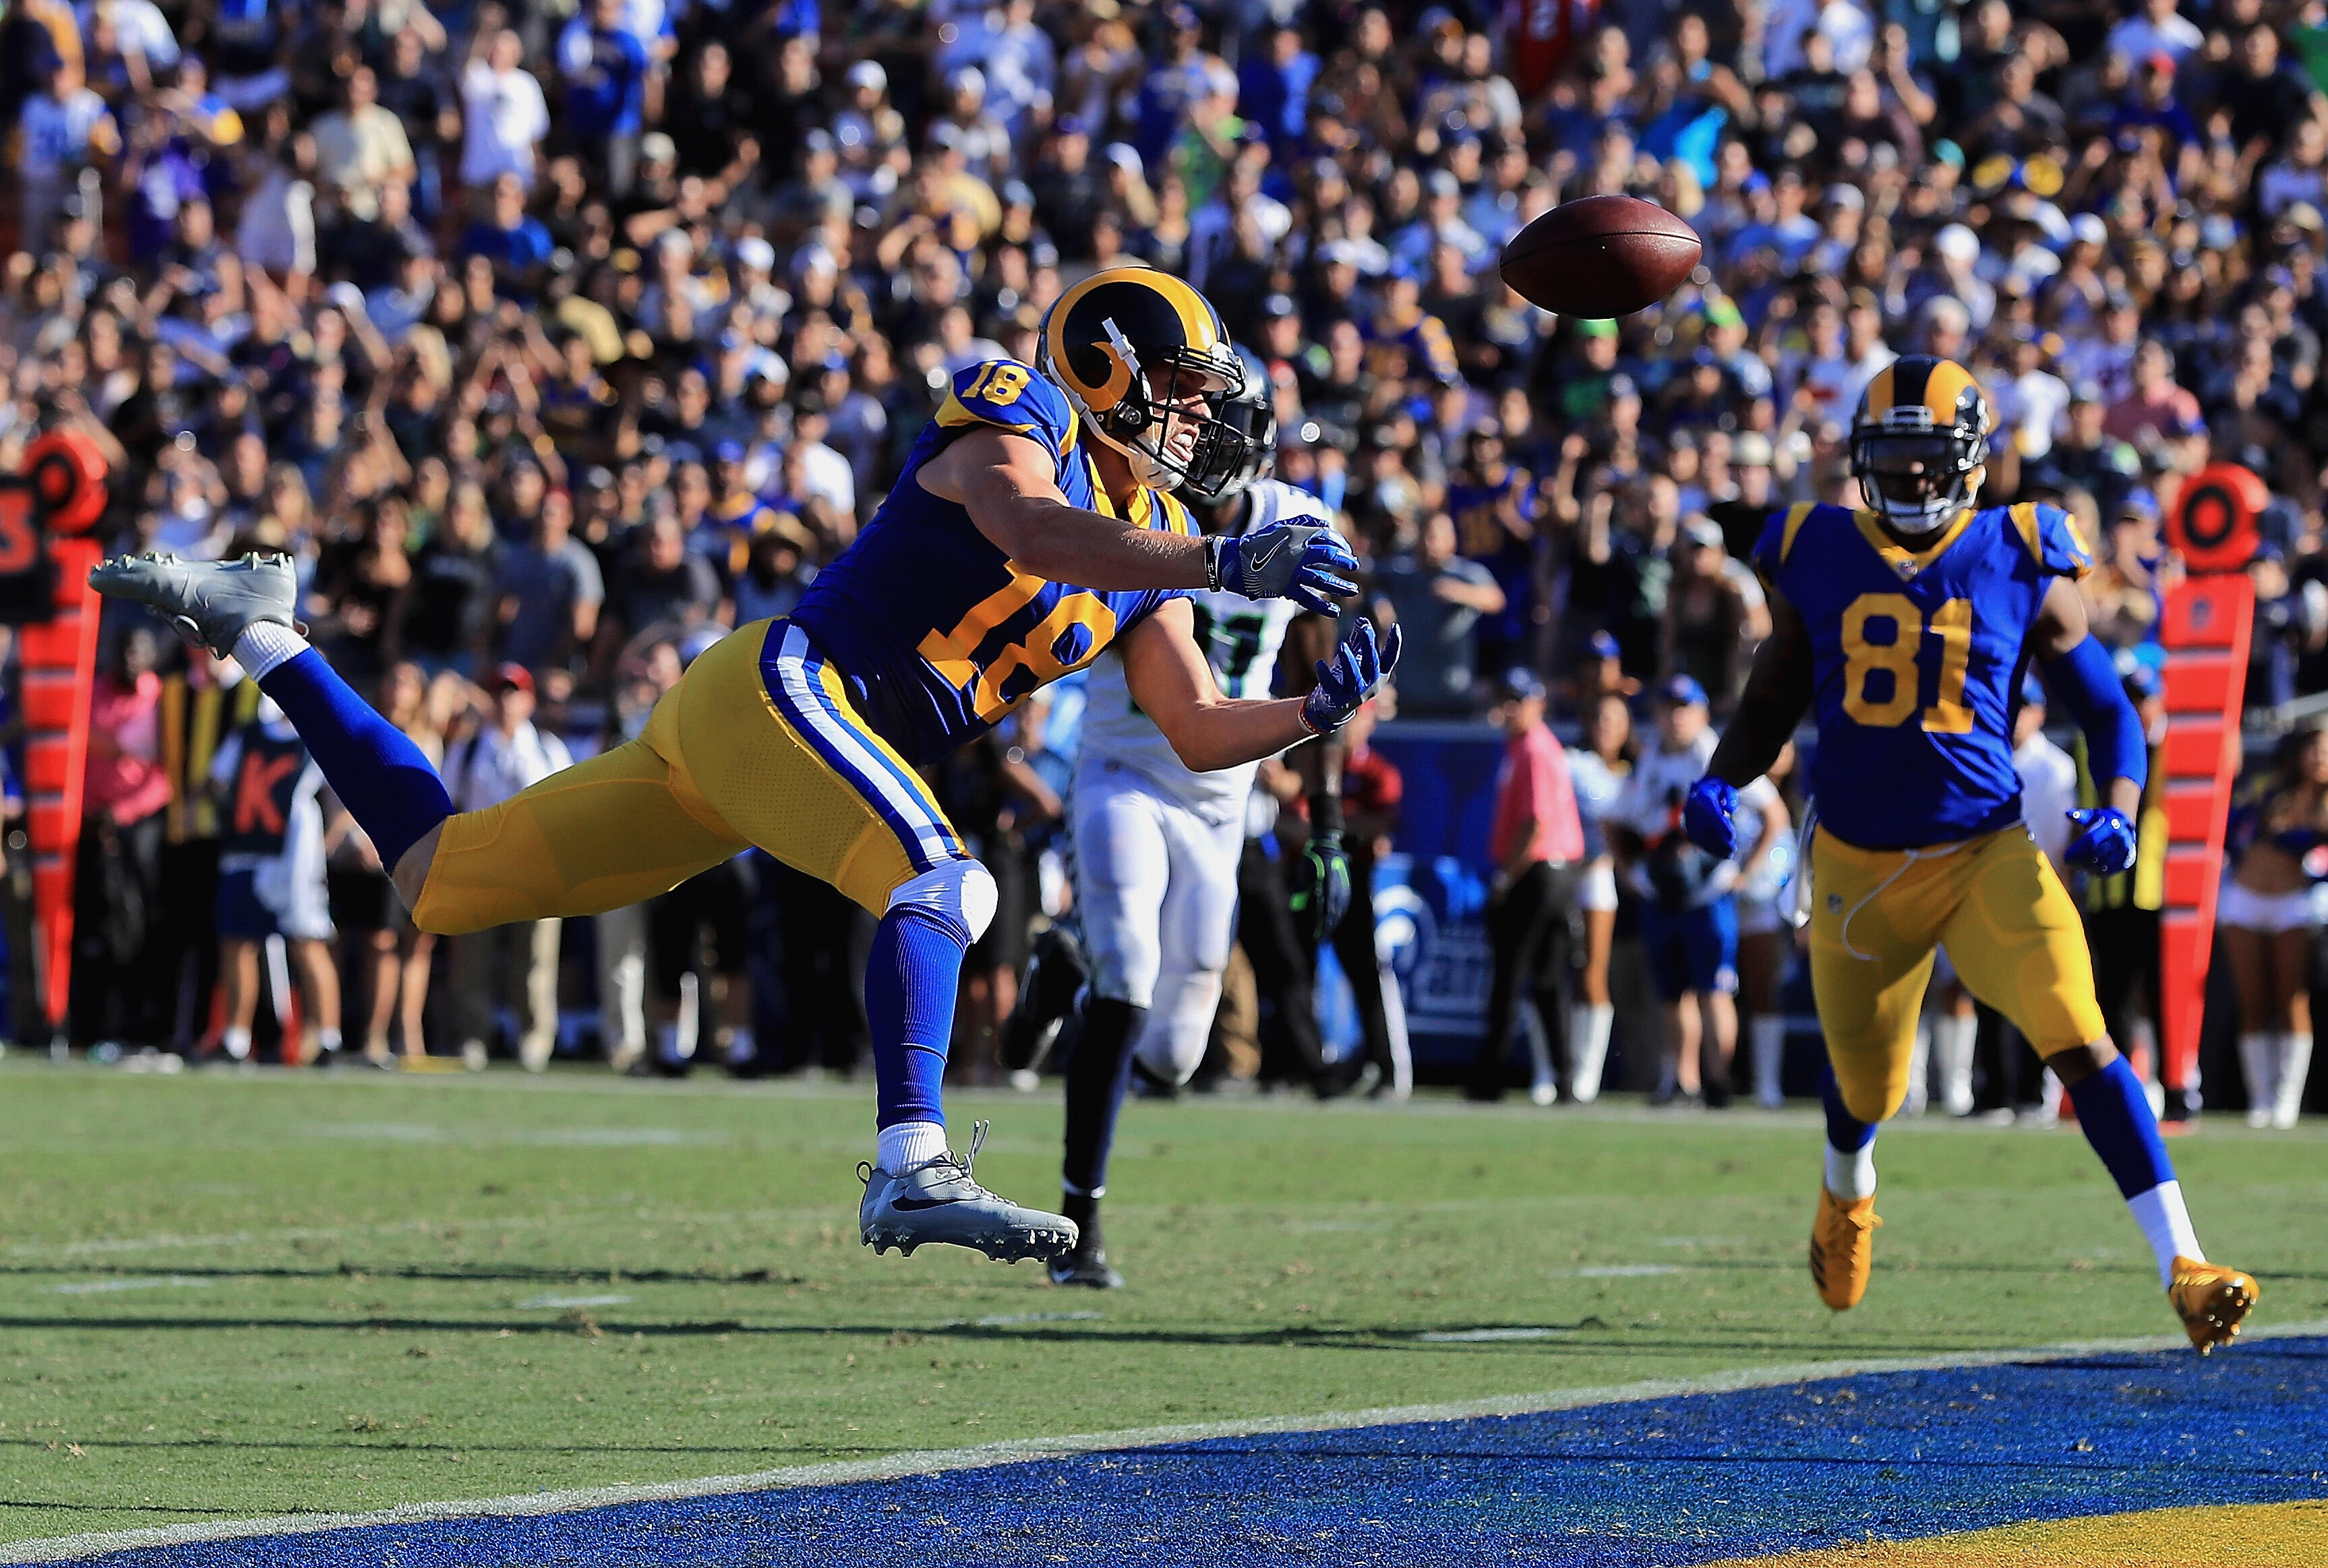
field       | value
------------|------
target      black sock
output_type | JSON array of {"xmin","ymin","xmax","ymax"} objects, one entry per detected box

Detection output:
[
  {"xmin": 1062, "ymin": 996, "xmax": 1147, "ymax": 1202},
  {"xmin": 1061, "ymin": 1190, "xmax": 1102, "ymax": 1257}
]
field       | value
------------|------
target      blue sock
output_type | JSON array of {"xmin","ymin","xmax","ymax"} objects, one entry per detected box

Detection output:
[
  {"xmin": 259, "ymin": 650, "xmax": 451, "ymax": 872},
  {"xmin": 2067, "ymin": 1056, "xmax": 2176, "ymax": 1199},
  {"xmin": 864, "ymin": 902, "xmax": 966, "ymax": 1129},
  {"xmin": 1821, "ymin": 1064, "xmax": 1876, "ymax": 1152}
]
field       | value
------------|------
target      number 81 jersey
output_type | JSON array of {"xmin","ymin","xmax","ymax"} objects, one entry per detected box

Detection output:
[
  {"xmin": 1752, "ymin": 500, "xmax": 2092, "ymax": 852},
  {"xmin": 1077, "ymin": 479, "xmax": 1320, "ymax": 821}
]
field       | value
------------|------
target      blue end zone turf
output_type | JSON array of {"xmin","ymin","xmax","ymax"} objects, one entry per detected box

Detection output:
[{"xmin": 69, "ymin": 1336, "xmax": 2328, "ymax": 1566}]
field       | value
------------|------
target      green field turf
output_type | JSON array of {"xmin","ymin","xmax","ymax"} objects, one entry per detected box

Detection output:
[{"xmin": 0, "ymin": 1061, "xmax": 2323, "ymax": 1548}]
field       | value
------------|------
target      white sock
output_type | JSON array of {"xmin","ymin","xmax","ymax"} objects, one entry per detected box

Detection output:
[
  {"xmin": 1903, "ymin": 1019, "xmax": 1932, "ymax": 1114},
  {"xmin": 2128, "ymin": 1180, "xmax": 2203, "ymax": 1288},
  {"xmin": 1934, "ymin": 1013, "xmax": 1976, "ymax": 1116},
  {"xmin": 1568, "ymin": 1004, "xmax": 1613, "ymax": 1104},
  {"xmin": 1823, "ymin": 1139, "xmax": 1878, "ymax": 1201},
  {"xmin": 318, "ymin": 1027, "xmax": 342, "ymax": 1054},
  {"xmin": 1751, "ymin": 1015, "xmax": 1786, "ymax": 1104},
  {"xmin": 726, "ymin": 1027, "xmax": 756, "ymax": 1066},
  {"xmin": 222, "ymin": 1027, "xmax": 251, "ymax": 1061},
  {"xmin": 876, "ymin": 1120, "xmax": 948, "ymax": 1174},
  {"xmin": 2239, "ymin": 1032, "xmax": 2279, "ymax": 1124},
  {"xmin": 231, "ymin": 622, "xmax": 309, "ymax": 680},
  {"xmin": 2275, "ymin": 1033, "xmax": 2312, "ymax": 1129}
]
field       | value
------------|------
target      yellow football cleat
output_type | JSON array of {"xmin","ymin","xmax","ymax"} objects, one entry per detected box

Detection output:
[
  {"xmin": 2168, "ymin": 1257, "xmax": 2258, "ymax": 1354},
  {"xmin": 1808, "ymin": 1188, "xmax": 1881, "ymax": 1311}
]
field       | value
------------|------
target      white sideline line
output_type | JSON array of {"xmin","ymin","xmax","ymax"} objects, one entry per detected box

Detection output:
[{"xmin": 8, "ymin": 1317, "xmax": 2324, "ymax": 1564}]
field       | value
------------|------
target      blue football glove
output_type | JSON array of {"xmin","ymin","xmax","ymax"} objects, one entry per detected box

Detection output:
[
  {"xmin": 1209, "ymin": 522, "xmax": 1359, "ymax": 615},
  {"xmin": 1288, "ymin": 831, "xmax": 1352, "ymax": 944},
  {"xmin": 1682, "ymin": 777, "xmax": 1741, "ymax": 860},
  {"xmin": 1301, "ymin": 619, "xmax": 1401, "ymax": 735},
  {"xmin": 2066, "ymin": 807, "xmax": 2138, "ymax": 874}
]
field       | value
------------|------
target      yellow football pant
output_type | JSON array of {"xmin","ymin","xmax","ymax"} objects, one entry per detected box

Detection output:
[
  {"xmin": 1808, "ymin": 825, "xmax": 2108, "ymax": 1123},
  {"xmin": 411, "ymin": 620, "xmax": 964, "ymax": 935}
]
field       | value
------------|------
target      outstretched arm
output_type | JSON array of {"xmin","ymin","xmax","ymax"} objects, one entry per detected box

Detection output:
[
  {"xmin": 1120, "ymin": 601, "xmax": 1398, "ymax": 775},
  {"xmin": 1708, "ymin": 584, "xmax": 1815, "ymax": 791},
  {"xmin": 924, "ymin": 429, "xmax": 1358, "ymax": 609},
  {"xmin": 1118, "ymin": 598, "xmax": 1313, "ymax": 772},
  {"xmin": 2033, "ymin": 576, "xmax": 2143, "ymax": 821},
  {"xmin": 924, "ymin": 428, "xmax": 1209, "ymax": 589}
]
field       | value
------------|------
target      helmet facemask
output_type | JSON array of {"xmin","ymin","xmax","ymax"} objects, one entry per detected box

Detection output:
[
  {"xmin": 1851, "ymin": 423, "xmax": 1985, "ymax": 536},
  {"xmin": 1180, "ymin": 358, "xmax": 1278, "ymax": 506}
]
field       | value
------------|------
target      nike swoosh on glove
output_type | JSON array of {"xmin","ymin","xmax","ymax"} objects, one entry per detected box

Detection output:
[
  {"xmin": 1683, "ymin": 777, "xmax": 1741, "ymax": 859},
  {"xmin": 1288, "ymin": 831, "xmax": 1352, "ymax": 946},
  {"xmin": 1301, "ymin": 619, "xmax": 1402, "ymax": 735},
  {"xmin": 1212, "ymin": 522, "xmax": 1360, "ymax": 615},
  {"xmin": 2065, "ymin": 807, "xmax": 2138, "ymax": 874}
]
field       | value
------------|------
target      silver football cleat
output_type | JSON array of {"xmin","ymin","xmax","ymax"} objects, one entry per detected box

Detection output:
[{"xmin": 858, "ymin": 1120, "xmax": 1078, "ymax": 1263}]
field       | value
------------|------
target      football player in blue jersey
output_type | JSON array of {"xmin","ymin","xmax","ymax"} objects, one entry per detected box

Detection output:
[
  {"xmin": 90, "ymin": 267, "xmax": 1398, "ymax": 1269},
  {"xmin": 1683, "ymin": 356, "xmax": 2257, "ymax": 1352}
]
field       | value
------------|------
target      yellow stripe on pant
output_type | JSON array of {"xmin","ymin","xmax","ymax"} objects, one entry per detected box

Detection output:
[
  {"xmin": 412, "ymin": 622, "xmax": 953, "ymax": 934},
  {"xmin": 1808, "ymin": 825, "xmax": 2107, "ymax": 1123}
]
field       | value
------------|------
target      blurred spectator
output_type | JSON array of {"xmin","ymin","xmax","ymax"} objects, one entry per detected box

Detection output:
[
  {"xmin": 1371, "ymin": 512, "xmax": 1505, "ymax": 715},
  {"xmin": 209, "ymin": 694, "xmax": 340, "ymax": 1064},
  {"xmin": 73, "ymin": 628, "xmax": 172, "ymax": 1047},
  {"xmin": 444, "ymin": 665, "xmax": 572, "ymax": 1072},
  {"xmin": 1472, "ymin": 669, "xmax": 1584, "ymax": 1104}
]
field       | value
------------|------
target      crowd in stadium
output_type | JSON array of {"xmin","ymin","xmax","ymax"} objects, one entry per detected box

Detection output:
[{"xmin": 1, "ymin": 0, "xmax": 2324, "ymax": 1114}]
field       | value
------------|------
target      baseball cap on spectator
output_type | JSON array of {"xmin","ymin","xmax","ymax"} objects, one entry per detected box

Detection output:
[
  {"xmin": 1497, "ymin": 669, "xmax": 1547, "ymax": 702},
  {"xmin": 1578, "ymin": 318, "xmax": 1619, "ymax": 338},
  {"xmin": 929, "ymin": 122, "xmax": 965, "ymax": 151},
  {"xmin": 1683, "ymin": 518, "xmax": 1724, "ymax": 550},
  {"xmin": 1104, "ymin": 144, "xmax": 1142, "ymax": 174},
  {"xmin": 1261, "ymin": 293, "xmax": 1299, "ymax": 320},
  {"xmin": 1824, "ymin": 184, "xmax": 1864, "ymax": 212},
  {"xmin": 1165, "ymin": 3, "xmax": 1200, "ymax": 32},
  {"xmin": 847, "ymin": 60, "xmax": 887, "ymax": 92},
  {"xmin": 2145, "ymin": 51, "xmax": 2176, "ymax": 76},
  {"xmin": 1588, "ymin": 630, "xmax": 1622, "ymax": 662},
  {"xmin": 486, "ymin": 664, "xmax": 535, "ymax": 697},
  {"xmin": 640, "ymin": 132, "xmax": 678, "ymax": 167},
  {"xmin": 713, "ymin": 441, "xmax": 747, "ymax": 467},
  {"xmin": 1733, "ymin": 432, "xmax": 1774, "ymax": 468},
  {"xmin": 2070, "ymin": 212, "xmax": 2109, "ymax": 247},
  {"xmin": 1660, "ymin": 675, "xmax": 1709, "ymax": 709},
  {"xmin": 1001, "ymin": 180, "xmax": 1035, "ymax": 210},
  {"xmin": 1704, "ymin": 296, "xmax": 1744, "ymax": 330},
  {"xmin": 2118, "ymin": 489, "xmax": 2160, "ymax": 522},
  {"xmin": 1055, "ymin": 114, "xmax": 1087, "ymax": 138},
  {"xmin": 736, "ymin": 237, "xmax": 776, "ymax": 273},
  {"xmin": 1425, "ymin": 170, "xmax": 1460, "ymax": 200},
  {"xmin": 949, "ymin": 67, "xmax": 986, "ymax": 99}
]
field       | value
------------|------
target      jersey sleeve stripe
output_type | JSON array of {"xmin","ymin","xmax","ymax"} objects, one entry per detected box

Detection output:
[
  {"xmin": 2008, "ymin": 502, "xmax": 2050, "ymax": 570},
  {"xmin": 1779, "ymin": 502, "xmax": 1818, "ymax": 566}
]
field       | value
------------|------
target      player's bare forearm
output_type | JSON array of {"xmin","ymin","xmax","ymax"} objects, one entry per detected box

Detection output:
[
  {"xmin": 1121, "ymin": 601, "xmax": 1316, "ymax": 773},
  {"xmin": 924, "ymin": 428, "xmax": 1207, "ymax": 590},
  {"xmin": 1176, "ymin": 697, "xmax": 1319, "ymax": 773},
  {"xmin": 1709, "ymin": 589, "xmax": 1812, "ymax": 788}
]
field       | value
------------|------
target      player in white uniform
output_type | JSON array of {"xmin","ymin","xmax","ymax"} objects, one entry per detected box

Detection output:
[{"xmin": 1044, "ymin": 373, "xmax": 1365, "ymax": 1288}]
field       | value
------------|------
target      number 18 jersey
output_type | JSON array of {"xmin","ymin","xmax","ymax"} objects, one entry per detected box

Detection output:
[
  {"xmin": 1752, "ymin": 500, "xmax": 2092, "ymax": 852},
  {"xmin": 1077, "ymin": 479, "xmax": 1321, "ymax": 822}
]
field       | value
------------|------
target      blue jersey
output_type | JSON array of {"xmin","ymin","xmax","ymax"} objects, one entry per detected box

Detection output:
[
  {"xmin": 1753, "ymin": 500, "xmax": 2092, "ymax": 852},
  {"xmin": 789, "ymin": 359, "xmax": 1193, "ymax": 766}
]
